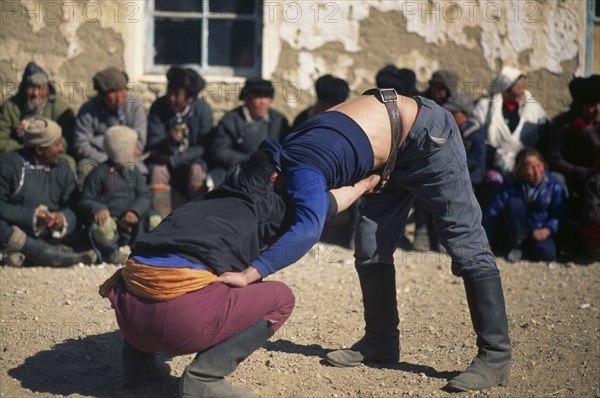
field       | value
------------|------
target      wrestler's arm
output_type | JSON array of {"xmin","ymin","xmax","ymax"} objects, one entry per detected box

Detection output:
[
  {"xmin": 219, "ymin": 167, "xmax": 327, "ymax": 286},
  {"xmin": 328, "ymin": 173, "xmax": 381, "ymax": 215},
  {"xmin": 218, "ymin": 172, "xmax": 380, "ymax": 287}
]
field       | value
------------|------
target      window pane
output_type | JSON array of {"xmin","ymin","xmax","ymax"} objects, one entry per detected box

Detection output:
[
  {"xmin": 155, "ymin": 0, "xmax": 203, "ymax": 13},
  {"xmin": 154, "ymin": 18, "xmax": 202, "ymax": 65},
  {"xmin": 208, "ymin": 20, "xmax": 255, "ymax": 67},
  {"xmin": 209, "ymin": 0, "xmax": 255, "ymax": 14}
]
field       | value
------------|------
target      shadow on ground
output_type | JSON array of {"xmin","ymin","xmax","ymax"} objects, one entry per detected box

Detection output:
[
  {"xmin": 8, "ymin": 331, "xmax": 179, "ymax": 398},
  {"xmin": 265, "ymin": 339, "xmax": 458, "ymax": 381}
]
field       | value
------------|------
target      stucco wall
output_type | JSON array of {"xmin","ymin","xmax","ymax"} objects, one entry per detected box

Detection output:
[{"xmin": 0, "ymin": 0, "xmax": 590, "ymax": 123}]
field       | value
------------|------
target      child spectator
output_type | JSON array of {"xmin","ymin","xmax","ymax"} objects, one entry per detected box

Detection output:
[
  {"xmin": 484, "ymin": 148, "xmax": 566, "ymax": 262},
  {"xmin": 80, "ymin": 126, "xmax": 158, "ymax": 264}
]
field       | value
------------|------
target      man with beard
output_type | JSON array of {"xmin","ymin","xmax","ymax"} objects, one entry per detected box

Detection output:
[{"xmin": 0, "ymin": 62, "xmax": 75, "ymax": 159}]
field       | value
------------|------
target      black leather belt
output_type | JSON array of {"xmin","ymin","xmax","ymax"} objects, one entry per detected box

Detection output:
[{"xmin": 362, "ymin": 88, "xmax": 403, "ymax": 192}]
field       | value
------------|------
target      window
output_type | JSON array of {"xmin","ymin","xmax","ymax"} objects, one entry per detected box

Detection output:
[{"xmin": 147, "ymin": 0, "xmax": 262, "ymax": 77}]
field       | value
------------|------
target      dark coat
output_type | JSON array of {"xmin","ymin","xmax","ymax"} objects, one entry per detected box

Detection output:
[
  {"xmin": 146, "ymin": 96, "xmax": 214, "ymax": 170},
  {"xmin": 132, "ymin": 186, "xmax": 285, "ymax": 275}
]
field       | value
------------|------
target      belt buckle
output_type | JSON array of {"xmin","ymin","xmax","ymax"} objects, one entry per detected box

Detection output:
[{"xmin": 377, "ymin": 88, "xmax": 398, "ymax": 103}]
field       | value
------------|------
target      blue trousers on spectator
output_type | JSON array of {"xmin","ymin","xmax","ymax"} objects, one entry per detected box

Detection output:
[{"xmin": 504, "ymin": 196, "xmax": 556, "ymax": 261}]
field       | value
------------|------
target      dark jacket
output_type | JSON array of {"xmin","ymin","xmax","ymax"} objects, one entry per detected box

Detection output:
[
  {"xmin": 0, "ymin": 148, "xmax": 78, "ymax": 236},
  {"xmin": 460, "ymin": 119, "xmax": 487, "ymax": 186},
  {"xmin": 547, "ymin": 110, "xmax": 600, "ymax": 197},
  {"xmin": 132, "ymin": 186, "xmax": 285, "ymax": 275},
  {"xmin": 80, "ymin": 162, "xmax": 151, "ymax": 220},
  {"xmin": 210, "ymin": 106, "xmax": 289, "ymax": 170},
  {"xmin": 484, "ymin": 172, "xmax": 566, "ymax": 241},
  {"xmin": 146, "ymin": 96, "xmax": 213, "ymax": 170}
]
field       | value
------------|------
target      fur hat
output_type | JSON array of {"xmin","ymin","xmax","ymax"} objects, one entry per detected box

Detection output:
[
  {"xmin": 93, "ymin": 67, "xmax": 128, "ymax": 93},
  {"xmin": 167, "ymin": 66, "xmax": 206, "ymax": 99},
  {"xmin": 315, "ymin": 74, "xmax": 349, "ymax": 104},
  {"xmin": 24, "ymin": 116, "xmax": 61, "ymax": 147},
  {"xmin": 104, "ymin": 125, "xmax": 138, "ymax": 169},
  {"xmin": 376, "ymin": 65, "xmax": 417, "ymax": 96},
  {"xmin": 443, "ymin": 94, "xmax": 474, "ymax": 116},
  {"xmin": 569, "ymin": 75, "xmax": 600, "ymax": 105},
  {"xmin": 239, "ymin": 78, "xmax": 275, "ymax": 100},
  {"xmin": 491, "ymin": 66, "xmax": 524, "ymax": 94}
]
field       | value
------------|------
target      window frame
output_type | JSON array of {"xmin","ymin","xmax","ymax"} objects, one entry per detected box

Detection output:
[{"xmin": 145, "ymin": 0, "xmax": 263, "ymax": 77}]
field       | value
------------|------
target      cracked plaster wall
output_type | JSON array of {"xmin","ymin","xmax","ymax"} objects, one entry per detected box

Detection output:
[{"xmin": 0, "ymin": 0, "xmax": 589, "ymax": 122}]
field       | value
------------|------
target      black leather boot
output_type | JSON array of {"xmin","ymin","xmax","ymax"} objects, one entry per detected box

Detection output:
[
  {"xmin": 122, "ymin": 339, "xmax": 171, "ymax": 389},
  {"xmin": 325, "ymin": 263, "xmax": 400, "ymax": 367},
  {"xmin": 22, "ymin": 237, "xmax": 96, "ymax": 267},
  {"xmin": 179, "ymin": 319, "xmax": 274, "ymax": 398},
  {"xmin": 445, "ymin": 275, "xmax": 511, "ymax": 391}
]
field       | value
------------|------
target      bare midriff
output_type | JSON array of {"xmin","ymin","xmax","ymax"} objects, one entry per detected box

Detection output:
[{"xmin": 327, "ymin": 95, "xmax": 419, "ymax": 170}]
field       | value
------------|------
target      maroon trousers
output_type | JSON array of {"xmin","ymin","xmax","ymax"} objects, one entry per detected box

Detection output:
[{"xmin": 109, "ymin": 279, "xmax": 295, "ymax": 355}]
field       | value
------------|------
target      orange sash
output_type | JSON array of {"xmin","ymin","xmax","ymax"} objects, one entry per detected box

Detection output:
[{"xmin": 99, "ymin": 257, "xmax": 218, "ymax": 302}]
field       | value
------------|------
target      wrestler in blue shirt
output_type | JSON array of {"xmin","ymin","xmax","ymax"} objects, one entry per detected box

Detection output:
[{"xmin": 252, "ymin": 111, "xmax": 373, "ymax": 276}]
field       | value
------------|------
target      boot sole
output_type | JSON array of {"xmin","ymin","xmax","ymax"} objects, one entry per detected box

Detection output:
[{"xmin": 445, "ymin": 377, "xmax": 509, "ymax": 392}]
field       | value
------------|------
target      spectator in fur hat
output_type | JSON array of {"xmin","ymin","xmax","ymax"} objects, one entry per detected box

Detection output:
[
  {"xmin": 546, "ymin": 75, "xmax": 600, "ymax": 256},
  {"xmin": 292, "ymin": 74, "xmax": 350, "ymax": 129},
  {"xmin": 209, "ymin": 77, "xmax": 289, "ymax": 185},
  {"xmin": 146, "ymin": 66, "xmax": 214, "ymax": 218},
  {"xmin": 0, "ymin": 62, "xmax": 76, "ymax": 162},
  {"xmin": 80, "ymin": 125, "xmax": 157, "ymax": 264},
  {"xmin": 0, "ymin": 116, "xmax": 96, "ymax": 267},
  {"xmin": 73, "ymin": 67, "xmax": 147, "ymax": 185},
  {"xmin": 376, "ymin": 65, "xmax": 418, "ymax": 97}
]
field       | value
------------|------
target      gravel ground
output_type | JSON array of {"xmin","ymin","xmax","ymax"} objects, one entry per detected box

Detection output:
[{"xmin": 1, "ymin": 242, "xmax": 599, "ymax": 398}]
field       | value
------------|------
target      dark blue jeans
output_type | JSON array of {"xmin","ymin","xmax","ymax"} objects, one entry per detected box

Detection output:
[
  {"xmin": 504, "ymin": 196, "xmax": 556, "ymax": 261},
  {"xmin": 355, "ymin": 98, "xmax": 497, "ymax": 280}
]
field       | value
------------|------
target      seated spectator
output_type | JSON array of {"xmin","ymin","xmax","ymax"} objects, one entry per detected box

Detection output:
[
  {"xmin": 443, "ymin": 94, "xmax": 487, "ymax": 188},
  {"xmin": 547, "ymin": 75, "xmax": 600, "ymax": 220},
  {"xmin": 0, "ymin": 62, "xmax": 76, "ymax": 161},
  {"xmin": 80, "ymin": 126, "xmax": 157, "ymax": 264},
  {"xmin": 474, "ymin": 66, "xmax": 547, "ymax": 174},
  {"xmin": 444, "ymin": 94, "xmax": 493, "ymax": 214},
  {"xmin": 146, "ymin": 67, "xmax": 214, "ymax": 217},
  {"xmin": 413, "ymin": 69, "xmax": 460, "ymax": 251},
  {"xmin": 0, "ymin": 117, "xmax": 96, "ymax": 267},
  {"xmin": 210, "ymin": 77, "xmax": 289, "ymax": 183},
  {"xmin": 292, "ymin": 74, "xmax": 349, "ymax": 129},
  {"xmin": 484, "ymin": 148, "xmax": 566, "ymax": 262},
  {"xmin": 421, "ymin": 70, "xmax": 459, "ymax": 105},
  {"xmin": 375, "ymin": 64, "xmax": 418, "ymax": 97},
  {"xmin": 74, "ymin": 67, "xmax": 147, "ymax": 183},
  {"xmin": 581, "ymin": 172, "xmax": 600, "ymax": 260}
]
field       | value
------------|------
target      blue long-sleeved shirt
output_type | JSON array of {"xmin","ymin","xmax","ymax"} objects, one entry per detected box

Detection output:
[{"xmin": 251, "ymin": 111, "xmax": 374, "ymax": 276}]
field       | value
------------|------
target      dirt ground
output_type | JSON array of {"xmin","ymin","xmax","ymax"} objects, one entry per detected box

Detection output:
[{"xmin": 1, "ymin": 238, "xmax": 599, "ymax": 398}]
